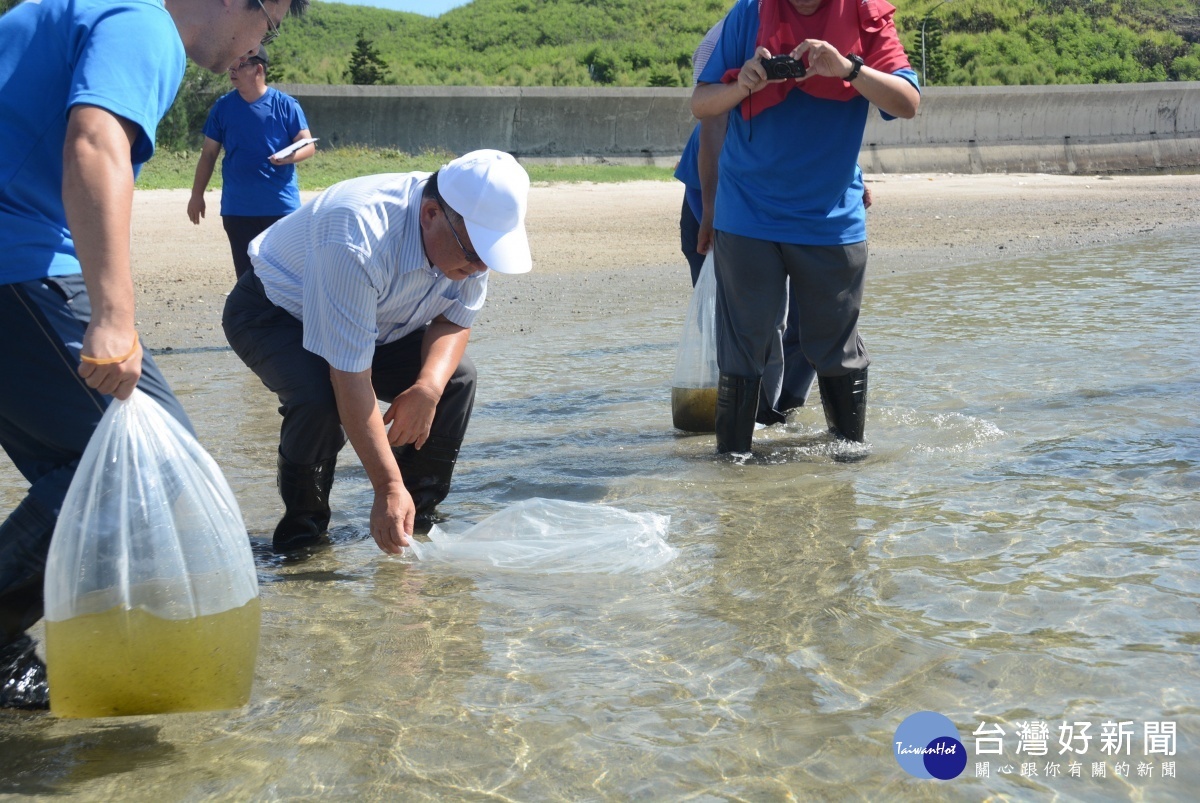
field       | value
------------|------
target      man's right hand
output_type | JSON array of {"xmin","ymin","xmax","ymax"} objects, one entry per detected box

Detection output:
[
  {"xmin": 738, "ymin": 47, "xmax": 780, "ymax": 95},
  {"xmin": 77, "ymin": 321, "xmax": 142, "ymax": 400},
  {"xmin": 697, "ymin": 212, "xmax": 716, "ymax": 255},
  {"xmin": 371, "ymin": 481, "xmax": 415, "ymax": 554},
  {"xmin": 187, "ymin": 194, "xmax": 205, "ymax": 225}
]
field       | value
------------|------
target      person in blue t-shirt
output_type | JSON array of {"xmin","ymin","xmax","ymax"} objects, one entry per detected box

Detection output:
[
  {"xmin": 676, "ymin": 17, "xmax": 820, "ymax": 429},
  {"xmin": 0, "ymin": 0, "xmax": 308, "ymax": 711},
  {"xmin": 188, "ymin": 45, "xmax": 315, "ymax": 279},
  {"xmin": 692, "ymin": 0, "xmax": 919, "ymax": 454}
]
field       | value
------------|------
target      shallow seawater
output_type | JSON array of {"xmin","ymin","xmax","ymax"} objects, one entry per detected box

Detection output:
[{"xmin": 1, "ymin": 230, "xmax": 1198, "ymax": 800}]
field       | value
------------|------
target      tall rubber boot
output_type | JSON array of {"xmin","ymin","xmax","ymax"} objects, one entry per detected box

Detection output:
[
  {"xmin": 0, "ymin": 635, "xmax": 49, "ymax": 710},
  {"xmin": 715, "ymin": 374, "xmax": 761, "ymax": 454},
  {"xmin": 393, "ymin": 435, "xmax": 462, "ymax": 529},
  {"xmin": 273, "ymin": 454, "xmax": 336, "ymax": 553},
  {"xmin": 818, "ymin": 366, "xmax": 868, "ymax": 443}
]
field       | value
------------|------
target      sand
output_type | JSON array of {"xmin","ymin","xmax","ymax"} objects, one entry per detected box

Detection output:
[{"xmin": 131, "ymin": 173, "xmax": 1199, "ymax": 349}]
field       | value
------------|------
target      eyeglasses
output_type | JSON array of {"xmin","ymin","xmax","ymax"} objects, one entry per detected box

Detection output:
[
  {"xmin": 256, "ymin": 0, "xmax": 281, "ymax": 45},
  {"xmin": 437, "ymin": 199, "xmax": 481, "ymax": 264}
]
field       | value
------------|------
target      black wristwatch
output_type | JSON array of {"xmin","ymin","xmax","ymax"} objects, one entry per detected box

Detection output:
[{"xmin": 844, "ymin": 53, "xmax": 864, "ymax": 82}]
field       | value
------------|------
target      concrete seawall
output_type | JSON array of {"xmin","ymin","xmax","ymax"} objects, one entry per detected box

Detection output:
[{"xmin": 276, "ymin": 82, "xmax": 1200, "ymax": 174}]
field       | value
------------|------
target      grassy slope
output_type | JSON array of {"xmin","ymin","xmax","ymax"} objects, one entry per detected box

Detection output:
[
  {"xmin": 48, "ymin": 0, "xmax": 1196, "ymax": 184},
  {"xmin": 263, "ymin": 0, "xmax": 1200, "ymax": 87}
]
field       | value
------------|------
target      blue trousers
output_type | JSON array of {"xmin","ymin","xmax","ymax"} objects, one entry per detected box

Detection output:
[{"xmin": 0, "ymin": 275, "xmax": 191, "ymax": 647}]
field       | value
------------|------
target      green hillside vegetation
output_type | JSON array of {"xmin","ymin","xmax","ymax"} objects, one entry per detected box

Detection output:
[
  {"xmin": 3, "ymin": 0, "xmax": 1197, "ymax": 153},
  {"xmin": 260, "ymin": 0, "xmax": 1199, "ymax": 88}
]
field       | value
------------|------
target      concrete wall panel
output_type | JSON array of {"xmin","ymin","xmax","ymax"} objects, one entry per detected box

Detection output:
[{"xmin": 276, "ymin": 82, "xmax": 1200, "ymax": 174}]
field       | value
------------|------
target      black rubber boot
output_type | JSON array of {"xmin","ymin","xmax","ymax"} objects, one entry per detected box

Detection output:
[
  {"xmin": 273, "ymin": 455, "xmax": 336, "ymax": 553},
  {"xmin": 0, "ymin": 635, "xmax": 49, "ymax": 711},
  {"xmin": 818, "ymin": 366, "xmax": 868, "ymax": 443},
  {"xmin": 393, "ymin": 436, "xmax": 462, "ymax": 531},
  {"xmin": 715, "ymin": 374, "xmax": 761, "ymax": 454}
]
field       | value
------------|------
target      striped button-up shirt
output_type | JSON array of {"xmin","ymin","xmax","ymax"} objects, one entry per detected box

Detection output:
[
  {"xmin": 249, "ymin": 172, "xmax": 488, "ymax": 373},
  {"xmin": 693, "ymin": 18, "xmax": 725, "ymax": 84}
]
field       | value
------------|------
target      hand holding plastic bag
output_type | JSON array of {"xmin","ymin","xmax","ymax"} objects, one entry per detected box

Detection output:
[
  {"xmin": 671, "ymin": 252, "xmax": 718, "ymax": 432},
  {"xmin": 407, "ymin": 498, "xmax": 676, "ymax": 574},
  {"xmin": 43, "ymin": 389, "xmax": 260, "ymax": 718}
]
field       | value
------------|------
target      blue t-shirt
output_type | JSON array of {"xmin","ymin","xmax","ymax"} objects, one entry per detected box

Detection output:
[
  {"xmin": 203, "ymin": 87, "xmax": 308, "ymax": 217},
  {"xmin": 0, "ymin": 0, "xmax": 185, "ymax": 283},
  {"xmin": 698, "ymin": 0, "xmax": 918, "ymax": 246},
  {"xmin": 674, "ymin": 126, "xmax": 704, "ymax": 220}
]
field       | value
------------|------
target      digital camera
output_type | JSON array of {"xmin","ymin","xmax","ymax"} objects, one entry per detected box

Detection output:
[{"xmin": 761, "ymin": 55, "xmax": 806, "ymax": 80}]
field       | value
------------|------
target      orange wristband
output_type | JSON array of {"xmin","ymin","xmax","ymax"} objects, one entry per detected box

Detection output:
[{"xmin": 80, "ymin": 333, "xmax": 139, "ymax": 366}]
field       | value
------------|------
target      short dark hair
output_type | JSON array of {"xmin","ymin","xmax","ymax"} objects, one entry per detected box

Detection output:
[
  {"xmin": 422, "ymin": 171, "xmax": 464, "ymax": 222},
  {"xmin": 422, "ymin": 171, "xmax": 441, "ymax": 199}
]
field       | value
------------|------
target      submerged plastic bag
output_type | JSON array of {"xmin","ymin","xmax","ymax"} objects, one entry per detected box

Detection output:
[
  {"xmin": 671, "ymin": 252, "xmax": 719, "ymax": 432},
  {"xmin": 407, "ymin": 498, "xmax": 676, "ymax": 574},
  {"xmin": 44, "ymin": 390, "xmax": 260, "ymax": 718}
]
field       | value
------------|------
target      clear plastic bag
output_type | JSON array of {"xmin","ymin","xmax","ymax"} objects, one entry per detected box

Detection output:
[
  {"xmin": 671, "ymin": 252, "xmax": 718, "ymax": 432},
  {"xmin": 43, "ymin": 389, "xmax": 260, "ymax": 718},
  {"xmin": 407, "ymin": 498, "xmax": 676, "ymax": 574}
]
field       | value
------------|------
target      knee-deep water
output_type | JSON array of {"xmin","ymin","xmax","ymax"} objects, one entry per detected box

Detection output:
[{"xmin": 1, "ymin": 229, "xmax": 1197, "ymax": 800}]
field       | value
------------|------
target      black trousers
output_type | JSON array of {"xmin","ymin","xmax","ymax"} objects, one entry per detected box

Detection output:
[
  {"xmin": 222, "ymin": 215, "xmax": 286, "ymax": 280},
  {"xmin": 679, "ymin": 198, "xmax": 707, "ymax": 288},
  {"xmin": 221, "ymin": 270, "xmax": 476, "ymax": 468},
  {"xmin": 0, "ymin": 276, "xmax": 190, "ymax": 647}
]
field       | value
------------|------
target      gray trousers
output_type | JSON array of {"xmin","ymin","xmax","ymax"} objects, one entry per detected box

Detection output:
[{"xmin": 713, "ymin": 231, "xmax": 869, "ymax": 381}]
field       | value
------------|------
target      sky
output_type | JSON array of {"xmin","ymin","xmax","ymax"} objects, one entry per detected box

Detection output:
[{"xmin": 324, "ymin": 0, "xmax": 470, "ymax": 15}]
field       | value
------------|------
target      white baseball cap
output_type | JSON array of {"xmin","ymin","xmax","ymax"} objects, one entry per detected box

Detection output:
[{"xmin": 438, "ymin": 149, "xmax": 532, "ymax": 275}]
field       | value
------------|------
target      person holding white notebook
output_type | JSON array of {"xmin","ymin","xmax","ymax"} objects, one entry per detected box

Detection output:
[{"xmin": 188, "ymin": 45, "xmax": 315, "ymax": 280}]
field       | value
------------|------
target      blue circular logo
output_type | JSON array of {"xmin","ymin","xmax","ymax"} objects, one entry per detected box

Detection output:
[{"xmin": 894, "ymin": 712, "xmax": 967, "ymax": 780}]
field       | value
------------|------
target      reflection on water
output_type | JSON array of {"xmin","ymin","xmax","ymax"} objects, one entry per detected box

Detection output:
[{"xmin": 1, "ymin": 230, "xmax": 1198, "ymax": 799}]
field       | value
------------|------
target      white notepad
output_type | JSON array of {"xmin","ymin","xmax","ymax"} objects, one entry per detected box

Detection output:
[{"xmin": 271, "ymin": 137, "xmax": 319, "ymax": 160}]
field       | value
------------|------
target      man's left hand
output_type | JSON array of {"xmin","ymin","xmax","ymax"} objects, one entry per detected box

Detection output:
[
  {"xmin": 792, "ymin": 39, "xmax": 852, "ymax": 81},
  {"xmin": 383, "ymin": 383, "xmax": 440, "ymax": 448}
]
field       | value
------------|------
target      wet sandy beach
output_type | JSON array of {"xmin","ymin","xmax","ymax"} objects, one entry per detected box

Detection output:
[{"xmin": 132, "ymin": 172, "xmax": 1199, "ymax": 348}]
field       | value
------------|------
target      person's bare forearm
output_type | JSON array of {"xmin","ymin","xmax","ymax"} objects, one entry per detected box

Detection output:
[
  {"xmin": 190, "ymin": 150, "xmax": 217, "ymax": 197},
  {"xmin": 283, "ymin": 143, "xmax": 315, "ymax": 164},
  {"xmin": 416, "ymin": 317, "xmax": 470, "ymax": 398},
  {"xmin": 63, "ymin": 106, "xmax": 137, "ymax": 333},
  {"xmin": 330, "ymin": 368, "xmax": 404, "ymax": 491},
  {"xmin": 331, "ymin": 367, "xmax": 414, "ymax": 552},
  {"xmin": 795, "ymin": 39, "xmax": 920, "ymax": 119},
  {"xmin": 691, "ymin": 81, "xmax": 749, "ymax": 120},
  {"xmin": 269, "ymin": 129, "xmax": 316, "ymax": 166},
  {"xmin": 63, "ymin": 105, "xmax": 144, "ymax": 397},
  {"xmin": 698, "ymin": 116, "xmax": 726, "ymax": 215},
  {"xmin": 286, "ymin": 132, "xmax": 316, "ymax": 165},
  {"xmin": 188, "ymin": 139, "xmax": 221, "ymax": 224},
  {"xmin": 847, "ymin": 67, "xmax": 920, "ymax": 119}
]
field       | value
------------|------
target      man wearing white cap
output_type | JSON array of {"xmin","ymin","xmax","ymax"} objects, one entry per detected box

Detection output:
[{"xmin": 222, "ymin": 149, "xmax": 532, "ymax": 555}]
